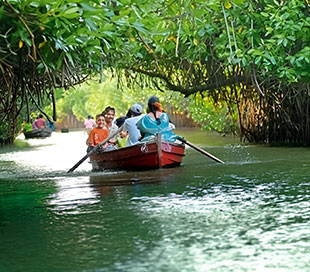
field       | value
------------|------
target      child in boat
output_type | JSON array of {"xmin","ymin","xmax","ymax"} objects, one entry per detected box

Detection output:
[
  {"xmin": 86, "ymin": 114, "xmax": 109, "ymax": 152},
  {"xmin": 136, "ymin": 96, "xmax": 180, "ymax": 142}
]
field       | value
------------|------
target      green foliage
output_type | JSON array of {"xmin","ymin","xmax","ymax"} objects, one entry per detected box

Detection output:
[
  {"xmin": 189, "ymin": 93, "xmax": 238, "ymax": 133},
  {"xmin": 49, "ymin": 73, "xmax": 236, "ymax": 133},
  {"xmin": 13, "ymin": 139, "xmax": 30, "ymax": 148},
  {"xmin": 3, "ymin": 0, "xmax": 310, "ymax": 144},
  {"xmin": 50, "ymin": 75, "xmax": 182, "ymax": 121},
  {"xmin": 0, "ymin": 122, "xmax": 9, "ymax": 142},
  {"xmin": 23, "ymin": 122, "xmax": 32, "ymax": 132}
]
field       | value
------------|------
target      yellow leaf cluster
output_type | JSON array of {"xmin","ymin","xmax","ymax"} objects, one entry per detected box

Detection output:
[
  {"xmin": 38, "ymin": 40, "xmax": 47, "ymax": 49},
  {"xmin": 168, "ymin": 36, "xmax": 177, "ymax": 43},
  {"xmin": 224, "ymin": 1, "xmax": 232, "ymax": 9},
  {"xmin": 39, "ymin": 36, "xmax": 47, "ymax": 49}
]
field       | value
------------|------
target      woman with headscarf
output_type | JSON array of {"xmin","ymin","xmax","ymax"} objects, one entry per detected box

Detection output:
[{"xmin": 136, "ymin": 96, "xmax": 180, "ymax": 142}]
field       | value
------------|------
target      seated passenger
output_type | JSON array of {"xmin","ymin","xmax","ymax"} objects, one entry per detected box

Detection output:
[
  {"xmin": 31, "ymin": 120, "xmax": 38, "ymax": 130},
  {"xmin": 47, "ymin": 120, "xmax": 55, "ymax": 131},
  {"xmin": 122, "ymin": 103, "xmax": 144, "ymax": 146},
  {"xmin": 136, "ymin": 96, "xmax": 179, "ymax": 142},
  {"xmin": 102, "ymin": 106, "xmax": 118, "ymax": 146},
  {"xmin": 86, "ymin": 114, "xmax": 115, "ymax": 153},
  {"xmin": 33, "ymin": 114, "xmax": 46, "ymax": 129}
]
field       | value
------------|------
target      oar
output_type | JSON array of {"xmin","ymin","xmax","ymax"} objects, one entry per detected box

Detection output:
[
  {"xmin": 178, "ymin": 137, "xmax": 224, "ymax": 164},
  {"xmin": 67, "ymin": 125, "xmax": 124, "ymax": 173}
]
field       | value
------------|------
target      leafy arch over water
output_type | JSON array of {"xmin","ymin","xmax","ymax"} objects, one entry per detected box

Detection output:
[{"xmin": 1, "ymin": 0, "xmax": 310, "ymax": 145}]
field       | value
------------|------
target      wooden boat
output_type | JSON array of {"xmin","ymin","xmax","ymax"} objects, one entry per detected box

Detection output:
[
  {"xmin": 90, "ymin": 135, "xmax": 185, "ymax": 171},
  {"xmin": 61, "ymin": 128, "xmax": 69, "ymax": 133},
  {"xmin": 24, "ymin": 127, "xmax": 52, "ymax": 139}
]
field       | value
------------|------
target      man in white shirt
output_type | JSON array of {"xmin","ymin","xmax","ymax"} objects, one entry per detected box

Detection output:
[{"xmin": 123, "ymin": 104, "xmax": 144, "ymax": 146}]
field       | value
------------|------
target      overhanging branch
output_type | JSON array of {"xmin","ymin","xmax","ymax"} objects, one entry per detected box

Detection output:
[{"xmin": 129, "ymin": 67, "xmax": 248, "ymax": 96}]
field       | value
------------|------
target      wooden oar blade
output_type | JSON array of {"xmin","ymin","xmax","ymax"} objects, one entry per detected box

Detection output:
[{"xmin": 179, "ymin": 138, "xmax": 224, "ymax": 164}]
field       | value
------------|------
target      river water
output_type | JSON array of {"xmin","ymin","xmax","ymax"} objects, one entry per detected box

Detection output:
[{"xmin": 0, "ymin": 129, "xmax": 309, "ymax": 272}]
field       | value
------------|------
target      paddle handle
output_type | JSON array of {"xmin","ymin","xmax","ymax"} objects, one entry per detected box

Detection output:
[
  {"xmin": 67, "ymin": 125, "xmax": 124, "ymax": 173},
  {"xmin": 180, "ymin": 138, "xmax": 224, "ymax": 164},
  {"xmin": 67, "ymin": 148, "xmax": 95, "ymax": 173}
]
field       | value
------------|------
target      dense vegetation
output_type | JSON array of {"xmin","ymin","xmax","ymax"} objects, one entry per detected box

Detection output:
[
  {"xmin": 48, "ymin": 75, "xmax": 235, "ymax": 133},
  {"xmin": 1, "ymin": 0, "xmax": 310, "ymax": 145}
]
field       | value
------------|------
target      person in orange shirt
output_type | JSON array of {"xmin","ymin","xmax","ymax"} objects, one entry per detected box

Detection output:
[{"xmin": 86, "ymin": 114, "xmax": 109, "ymax": 152}]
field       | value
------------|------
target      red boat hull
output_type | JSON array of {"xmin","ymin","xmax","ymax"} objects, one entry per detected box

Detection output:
[{"xmin": 90, "ymin": 138, "xmax": 185, "ymax": 171}]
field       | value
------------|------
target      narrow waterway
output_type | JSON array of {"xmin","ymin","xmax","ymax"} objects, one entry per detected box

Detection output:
[{"xmin": 0, "ymin": 129, "xmax": 309, "ymax": 272}]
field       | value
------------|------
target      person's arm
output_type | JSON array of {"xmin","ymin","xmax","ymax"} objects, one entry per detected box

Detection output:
[
  {"xmin": 168, "ymin": 122, "xmax": 175, "ymax": 130},
  {"xmin": 87, "ymin": 130, "xmax": 95, "ymax": 146},
  {"xmin": 108, "ymin": 124, "xmax": 118, "ymax": 144},
  {"xmin": 108, "ymin": 138, "xmax": 117, "ymax": 144}
]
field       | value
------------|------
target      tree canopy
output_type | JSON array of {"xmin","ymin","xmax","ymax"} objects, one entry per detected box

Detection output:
[
  {"xmin": 1, "ymin": 0, "xmax": 310, "ymax": 145},
  {"xmin": 47, "ymin": 74, "xmax": 236, "ymax": 133}
]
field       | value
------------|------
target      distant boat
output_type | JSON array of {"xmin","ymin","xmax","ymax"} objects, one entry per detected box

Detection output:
[
  {"xmin": 24, "ymin": 127, "xmax": 52, "ymax": 139},
  {"xmin": 61, "ymin": 128, "xmax": 69, "ymax": 133},
  {"xmin": 90, "ymin": 135, "xmax": 185, "ymax": 171}
]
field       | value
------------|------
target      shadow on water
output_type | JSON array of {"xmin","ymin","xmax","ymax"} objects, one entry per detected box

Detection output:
[{"xmin": 89, "ymin": 168, "xmax": 181, "ymax": 186}]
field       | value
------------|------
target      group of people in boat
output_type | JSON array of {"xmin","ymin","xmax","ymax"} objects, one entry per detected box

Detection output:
[
  {"xmin": 32, "ymin": 114, "xmax": 46, "ymax": 129},
  {"xmin": 23, "ymin": 114, "xmax": 55, "ymax": 133},
  {"xmin": 31, "ymin": 114, "xmax": 55, "ymax": 131},
  {"xmin": 85, "ymin": 96, "xmax": 180, "ymax": 153}
]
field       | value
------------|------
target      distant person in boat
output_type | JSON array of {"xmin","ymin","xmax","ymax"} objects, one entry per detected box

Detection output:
[
  {"xmin": 32, "ymin": 114, "xmax": 46, "ymax": 129},
  {"xmin": 84, "ymin": 115, "xmax": 96, "ymax": 135},
  {"xmin": 31, "ymin": 121, "xmax": 37, "ymax": 130},
  {"xmin": 136, "ymin": 96, "xmax": 179, "ymax": 142},
  {"xmin": 102, "ymin": 106, "xmax": 118, "ymax": 146},
  {"xmin": 47, "ymin": 120, "xmax": 56, "ymax": 131},
  {"xmin": 86, "ymin": 114, "xmax": 116, "ymax": 153},
  {"xmin": 122, "ymin": 103, "xmax": 144, "ymax": 146}
]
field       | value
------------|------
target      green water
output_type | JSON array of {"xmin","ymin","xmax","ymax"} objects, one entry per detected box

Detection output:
[{"xmin": 0, "ymin": 130, "xmax": 309, "ymax": 272}]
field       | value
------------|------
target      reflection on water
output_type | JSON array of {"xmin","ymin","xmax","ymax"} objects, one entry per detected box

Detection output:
[
  {"xmin": 123, "ymin": 193, "xmax": 310, "ymax": 272},
  {"xmin": 48, "ymin": 169, "xmax": 180, "ymax": 213},
  {"xmin": 0, "ymin": 131, "xmax": 92, "ymax": 178},
  {"xmin": 48, "ymin": 177, "xmax": 100, "ymax": 213},
  {"xmin": 0, "ymin": 129, "xmax": 309, "ymax": 272}
]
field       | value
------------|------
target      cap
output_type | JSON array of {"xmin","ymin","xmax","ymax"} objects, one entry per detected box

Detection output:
[{"xmin": 130, "ymin": 103, "xmax": 143, "ymax": 115}]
